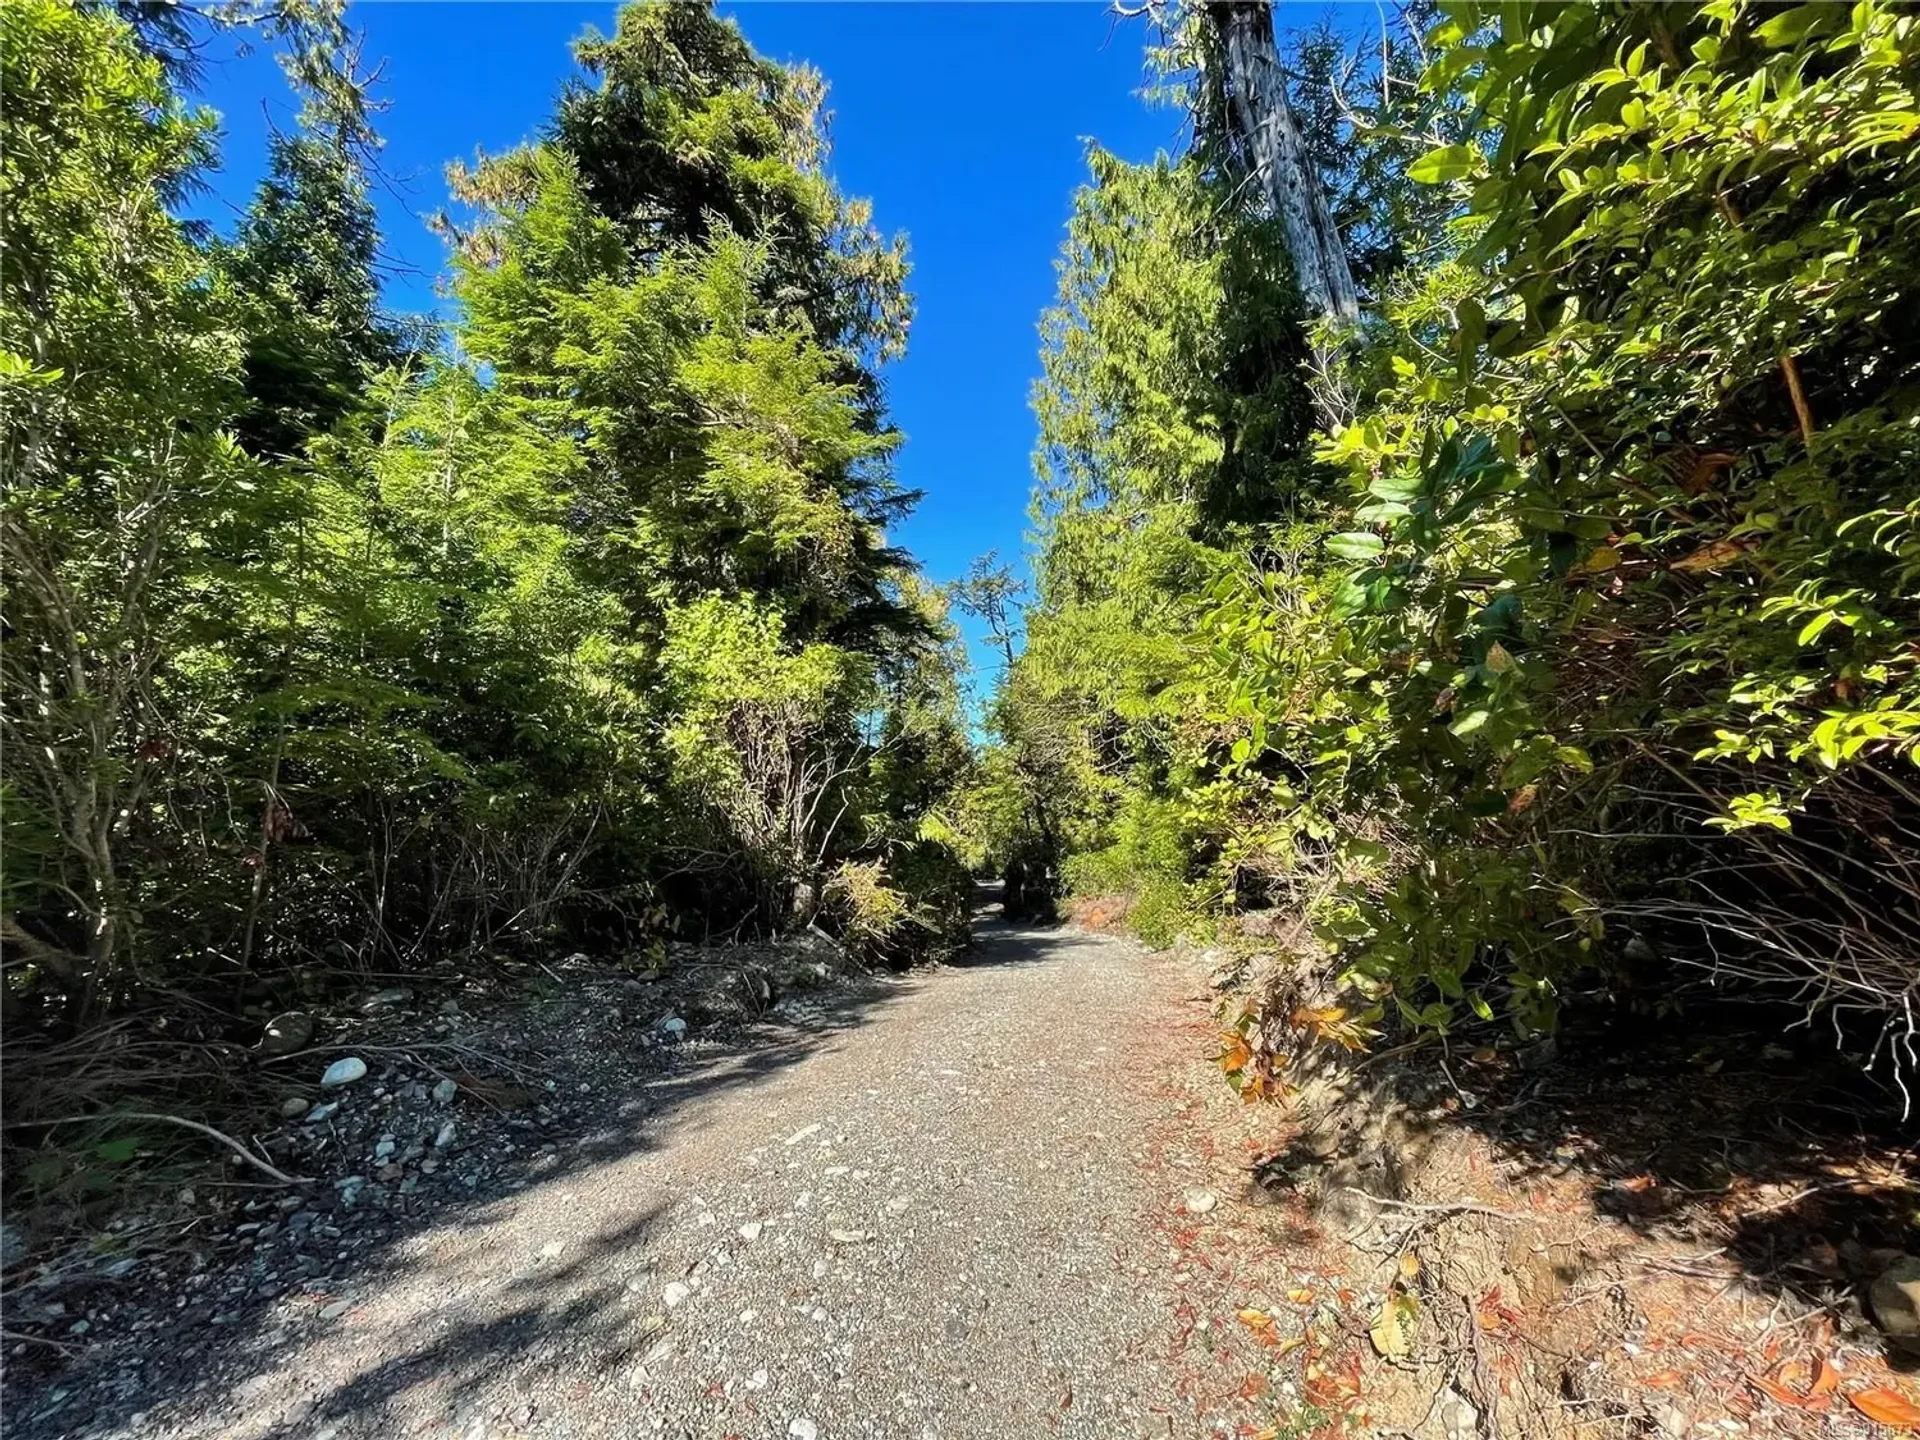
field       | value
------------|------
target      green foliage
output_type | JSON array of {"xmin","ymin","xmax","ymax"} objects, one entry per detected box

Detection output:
[
  {"xmin": 1, "ymin": 0, "xmax": 970, "ymax": 1073},
  {"xmin": 1209, "ymin": 0, "xmax": 1920, "ymax": 1061},
  {"xmin": 1008, "ymin": 0, "xmax": 1920, "ymax": 1088},
  {"xmin": 828, "ymin": 840, "xmax": 973, "ymax": 968}
]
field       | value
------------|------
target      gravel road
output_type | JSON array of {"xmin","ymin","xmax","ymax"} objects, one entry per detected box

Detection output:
[{"xmin": 24, "ymin": 911, "xmax": 1276, "ymax": 1440}]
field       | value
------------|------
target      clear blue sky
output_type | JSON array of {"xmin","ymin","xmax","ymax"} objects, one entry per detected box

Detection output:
[{"xmin": 184, "ymin": 3, "xmax": 1340, "ymax": 689}]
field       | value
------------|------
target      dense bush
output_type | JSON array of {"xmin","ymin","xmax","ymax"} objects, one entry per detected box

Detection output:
[
  {"xmin": 981, "ymin": 0, "xmax": 1920, "ymax": 1097},
  {"xmin": 1, "ymin": 0, "xmax": 969, "ymax": 1129}
]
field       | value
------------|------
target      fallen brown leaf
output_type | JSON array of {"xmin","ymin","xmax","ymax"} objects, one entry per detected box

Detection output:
[
  {"xmin": 1810, "ymin": 1355, "xmax": 1840, "ymax": 1398},
  {"xmin": 1851, "ymin": 1387, "xmax": 1920, "ymax": 1428}
]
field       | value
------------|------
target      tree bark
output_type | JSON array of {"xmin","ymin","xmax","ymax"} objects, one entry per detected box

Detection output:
[{"xmin": 1208, "ymin": 1, "xmax": 1360, "ymax": 326}]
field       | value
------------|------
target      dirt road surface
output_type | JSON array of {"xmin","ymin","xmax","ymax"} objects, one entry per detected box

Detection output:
[{"xmin": 21, "ymin": 912, "xmax": 1288, "ymax": 1440}]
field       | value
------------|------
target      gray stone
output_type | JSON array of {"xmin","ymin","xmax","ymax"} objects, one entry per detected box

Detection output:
[
  {"xmin": 738, "ymin": 1221, "xmax": 764, "ymax": 1242},
  {"xmin": 304, "ymin": 1102, "xmax": 339, "ymax": 1124},
  {"xmin": 279, "ymin": 1096, "xmax": 310, "ymax": 1119},
  {"xmin": 320, "ymin": 1057, "xmax": 367, "ymax": 1089},
  {"xmin": 259, "ymin": 1011, "xmax": 315, "ymax": 1057},
  {"xmin": 661, "ymin": 1281, "xmax": 691, "ymax": 1308},
  {"xmin": 434, "ymin": 1121, "xmax": 456, "ymax": 1149},
  {"xmin": 359, "ymin": 988, "xmax": 412, "ymax": 1013},
  {"xmin": 1, "ymin": 1223, "xmax": 25, "ymax": 1269},
  {"xmin": 1417, "ymin": 1384, "xmax": 1479, "ymax": 1440},
  {"xmin": 1870, "ymin": 1253, "xmax": 1920, "ymax": 1351},
  {"xmin": 432, "ymin": 1078, "xmax": 458, "ymax": 1104},
  {"xmin": 1184, "ymin": 1189, "xmax": 1217, "ymax": 1216},
  {"xmin": 789, "ymin": 1420, "xmax": 818, "ymax": 1440}
]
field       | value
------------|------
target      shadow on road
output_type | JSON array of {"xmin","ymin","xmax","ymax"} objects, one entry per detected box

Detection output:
[{"xmin": 5, "ymin": 944, "xmax": 983, "ymax": 1438}]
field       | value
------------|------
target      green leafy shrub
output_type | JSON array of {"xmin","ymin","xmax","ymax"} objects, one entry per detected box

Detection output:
[
  {"xmin": 826, "ymin": 841, "xmax": 972, "ymax": 968},
  {"xmin": 1229, "ymin": 0, "xmax": 1920, "ymax": 1071}
]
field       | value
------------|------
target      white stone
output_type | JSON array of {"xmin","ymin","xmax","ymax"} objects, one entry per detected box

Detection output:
[
  {"xmin": 662, "ymin": 1281, "xmax": 691, "ymax": 1308},
  {"xmin": 738, "ymin": 1221, "xmax": 764, "ymax": 1242},
  {"xmin": 319, "ymin": 1057, "xmax": 367, "ymax": 1089}
]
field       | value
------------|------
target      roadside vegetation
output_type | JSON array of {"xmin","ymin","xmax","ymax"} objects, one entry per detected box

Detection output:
[
  {"xmin": 969, "ymin": 0, "xmax": 1920, "ymax": 1108},
  {"xmin": 3, "ymin": 0, "xmax": 973, "ymax": 1234}
]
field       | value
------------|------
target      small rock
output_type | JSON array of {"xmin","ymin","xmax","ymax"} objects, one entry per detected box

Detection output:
[
  {"xmin": 432, "ymin": 1079, "xmax": 458, "ymax": 1104},
  {"xmin": 319, "ymin": 1300, "xmax": 351, "ymax": 1321},
  {"xmin": 320, "ymin": 1057, "xmax": 368, "ymax": 1089},
  {"xmin": 660, "ymin": 1015, "xmax": 688, "ymax": 1040},
  {"xmin": 434, "ymin": 1121, "xmax": 456, "ymax": 1149},
  {"xmin": 745, "ymin": 1368, "xmax": 769, "ymax": 1391},
  {"xmin": 1870, "ymin": 1254, "xmax": 1920, "ymax": 1352},
  {"xmin": 884, "ymin": 1197, "xmax": 911, "ymax": 1216},
  {"xmin": 1, "ymin": 1224, "xmax": 24, "ymax": 1269},
  {"xmin": 305, "ymin": 1101, "xmax": 339, "ymax": 1124},
  {"xmin": 1516, "ymin": 1037, "xmax": 1560, "ymax": 1071},
  {"xmin": 789, "ymin": 1420, "xmax": 818, "ymax": 1440},
  {"xmin": 539, "ymin": 1241, "xmax": 565, "ymax": 1260},
  {"xmin": 373, "ymin": 1139, "xmax": 396, "ymax": 1161},
  {"xmin": 279, "ymin": 1096, "xmax": 310, "ymax": 1119},
  {"xmin": 1648, "ymin": 1398, "xmax": 1690, "ymax": 1439},
  {"xmin": 662, "ymin": 1281, "xmax": 692, "ymax": 1308},
  {"xmin": 1184, "ymin": 1190, "xmax": 1218, "ymax": 1216},
  {"xmin": 1427, "ymin": 1384, "xmax": 1479, "ymax": 1440},
  {"xmin": 259, "ymin": 1012, "xmax": 315, "ymax": 1057},
  {"xmin": 738, "ymin": 1221, "xmax": 764, "ymax": 1242},
  {"xmin": 359, "ymin": 987, "xmax": 411, "ymax": 1013},
  {"xmin": 828, "ymin": 1229, "xmax": 870, "ymax": 1245}
]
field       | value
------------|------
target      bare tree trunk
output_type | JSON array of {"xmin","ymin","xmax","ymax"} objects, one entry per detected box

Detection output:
[{"xmin": 1208, "ymin": 1, "xmax": 1360, "ymax": 328}]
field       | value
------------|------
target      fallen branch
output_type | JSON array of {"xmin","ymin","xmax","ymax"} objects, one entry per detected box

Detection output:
[
  {"xmin": 12, "ymin": 1111, "xmax": 308, "ymax": 1186},
  {"xmin": 1341, "ymin": 1188, "xmax": 1528, "ymax": 1222},
  {"xmin": 1, "ymin": 1329, "xmax": 82, "ymax": 1353}
]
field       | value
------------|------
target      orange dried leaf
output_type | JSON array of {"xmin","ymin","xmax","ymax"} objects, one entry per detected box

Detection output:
[
  {"xmin": 1644, "ymin": 1371, "xmax": 1685, "ymax": 1389},
  {"xmin": 1810, "ymin": 1356, "xmax": 1840, "ymax": 1397},
  {"xmin": 1286, "ymin": 1287, "xmax": 1316, "ymax": 1305},
  {"xmin": 1850, "ymin": 1388, "xmax": 1920, "ymax": 1428},
  {"xmin": 1751, "ymin": 1374, "xmax": 1824, "ymax": 1412},
  {"xmin": 1239, "ymin": 1374, "xmax": 1273, "ymax": 1400},
  {"xmin": 1237, "ymin": 1308, "xmax": 1275, "ymax": 1331}
]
